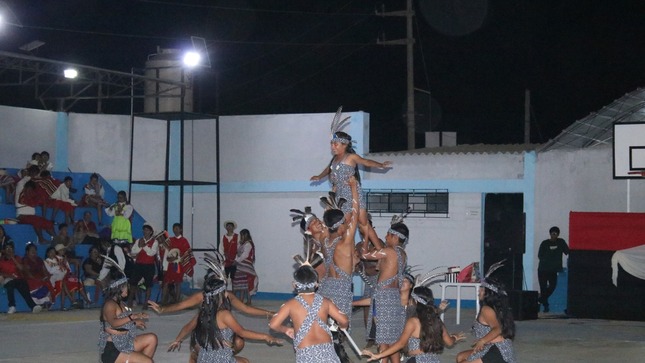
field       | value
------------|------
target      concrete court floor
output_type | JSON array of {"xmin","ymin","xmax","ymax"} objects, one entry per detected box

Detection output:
[{"xmin": 1, "ymin": 300, "xmax": 644, "ymax": 363}]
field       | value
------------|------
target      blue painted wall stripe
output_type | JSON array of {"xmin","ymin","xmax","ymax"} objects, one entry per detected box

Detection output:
[{"xmin": 55, "ymin": 112, "xmax": 69, "ymax": 171}]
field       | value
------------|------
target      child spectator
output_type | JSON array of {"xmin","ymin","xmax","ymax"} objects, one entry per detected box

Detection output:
[
  {"xmin": 50, "ymin": 176, "xmax": 77, "ymax": 225},
  {"xmin": 74, "ymin": 211, "xmax": 100, "ymax": 245},
  {"xmin": 44, "ymin": 245, "xmax": 90, "ymax": 310},
  {"xmin": 38, "ymin": 151, "xmax": 54, "ymax": 172},
  {"xmin": 105, "ymin": 190, "xmax": 133, "ymax": 243},
  {"xmin": 82, "ymin": 173, "xmax": 109, "ymax": 225},
  {"xmin": 16, "ymin": 180, "xmax": 56, "ymax": 243},
  {"xmin": 82, "ymin": 246, "xmax": 103, "ymax": 304},
  {"xmin": 22, "ymin": 243, "xmax": 54, "ymax": 307}
]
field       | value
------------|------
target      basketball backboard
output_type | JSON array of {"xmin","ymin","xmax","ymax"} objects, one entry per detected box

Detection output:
[{"xmin": 613, "ymin": 122, "xmax": 645, "ymax": 178}]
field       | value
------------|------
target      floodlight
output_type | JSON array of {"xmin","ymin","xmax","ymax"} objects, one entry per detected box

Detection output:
[
  {"xmin": 183, "ymin": 51, "xmax": 201, "ymax": 68},
  {"xmin": 64, "ymin": 68, "xmax": 78, "ymax": 79},
  {"xmin": 0, "ymin": 1, "xmax": 22, "ymax": 27}
]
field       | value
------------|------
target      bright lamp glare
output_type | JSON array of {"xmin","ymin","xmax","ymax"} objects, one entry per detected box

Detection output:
[
  {"xmin": 183, "ymin": 51, "xmax": 201, "ymax": 67},
  {"xmin": 64, "ymin": 68, "xmax": 78, "ymax": 79}
]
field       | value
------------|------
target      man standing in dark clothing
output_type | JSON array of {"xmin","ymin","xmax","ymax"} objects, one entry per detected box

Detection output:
[{"xmin": 538, "ymin": 226, "xmax": 570, "ymax": 312}]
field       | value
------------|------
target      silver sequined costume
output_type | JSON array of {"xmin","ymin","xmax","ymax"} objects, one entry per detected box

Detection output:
[
  {"xmin": 467, "ymin": 320, "xmax": 517, "ymax": 363},
  {"xmin": 405, "ymin": 337, "xmax": 441, "ymax": 363},
  {"xmin": 368, "ymin": 247, "xmax": 406, "ymax": 344},
  {"xmin": 329, "ymin": 156, "xmax": 366, "ymax": 214},
  {"xmin": 319, "ymin": 236, "xmax": 353, "ymax": 330},
  {"xmin": 98, "ymin": 311, "xmax": 136, "ymax": 357},
  {"xmin": 293, "ymin": 294, "xmax": 340, "ymax": 363},
  {"xmin": 196, "ymin": 327, "xmax": 236, "ymax": 363}
]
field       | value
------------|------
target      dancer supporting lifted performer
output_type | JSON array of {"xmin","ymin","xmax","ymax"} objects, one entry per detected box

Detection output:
[
  {"xmin": 361, "ymin": 210, "xmax": 410, "ymax": 363},
  {"xmin": 270, "ymin": 263, "xmax": 349, "ymax": 363}
]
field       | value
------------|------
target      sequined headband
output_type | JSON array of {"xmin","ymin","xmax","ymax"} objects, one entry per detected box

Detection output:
[
  {"xmin": 303, "ymin": 214, "xmax": 317, "ymax": 231},
  {"xmin": 410, "ymin": 291, "xmax": 429, "ymax": 305},
  {"xmin": 481, "ymin": 280, "xmax": 506, "ymax": 295},
  {"xmin": 331, "ymin": 133, "xmax": 351, "ymax": 144},
  {"xmin": 109, "ymin": 277, "xmax": 128, "ymax": 289},
  {"xmin": 294, "ymin": 281, "xmax": 317, "ymax": 291},
  {"xmin": 204, "ymin": 284, "xmax": 227, "ymax": 303},
  {"xmin": 388, "ymin": 228, "xmax": 407, "ymax": 241},
  {"xmin": 330, "ymin": 216, "xmax": 345, "ymax": 231}
]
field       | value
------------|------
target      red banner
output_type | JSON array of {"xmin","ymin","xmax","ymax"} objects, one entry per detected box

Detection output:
[{"xmin": 570, "ymin": 211, "xmax": 645, "ymax": 251}]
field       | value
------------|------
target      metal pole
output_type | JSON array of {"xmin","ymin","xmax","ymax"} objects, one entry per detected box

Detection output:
[{"xmin": 406, "ymin": 0, "xmax": 415, "ymax": 150}]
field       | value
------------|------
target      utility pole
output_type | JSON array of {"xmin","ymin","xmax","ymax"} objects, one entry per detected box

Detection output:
[{"xmin": 377, "ymin": 0, "xmax": 416, "ymax": 150}]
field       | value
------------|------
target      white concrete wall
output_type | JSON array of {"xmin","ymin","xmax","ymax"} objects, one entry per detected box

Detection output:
[
  {"xmin": 531, "ymin": 146, "xmax": 645, "ymax": 288},
  {"xmin": 3, "ymin": 105, "xmax": 645, "ymax": 299},
  {"xmin": 0, "ymin": 105, "xmax": 57, "ymax": 169}
]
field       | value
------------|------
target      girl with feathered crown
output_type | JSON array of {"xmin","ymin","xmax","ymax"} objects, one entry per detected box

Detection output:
[
  {"xmin": 362, "ymin": 281, "xmax": 466, "ymax": 362},
  {"xmin": 310, "ymin": 106, "xmax": 392, "ymax": 245},
  {"xmin": 456, "ymin": 261, "xmax": 517, "ymax": 363},
  {"xmin": 169, "ymin": 258, "xmax": 283, "ymax": 363},
  {"xmin": 98, "ymin": 259, "xmax": 157, "ymax": 363},
  {"xmin": 269, "ymin": 257, "xmax": 349, "ymax": 362}
]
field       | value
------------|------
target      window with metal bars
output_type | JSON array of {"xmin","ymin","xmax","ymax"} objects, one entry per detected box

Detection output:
[{"xmin": 365, "ymin": 189, "xmax": 449, "ymax": 217}]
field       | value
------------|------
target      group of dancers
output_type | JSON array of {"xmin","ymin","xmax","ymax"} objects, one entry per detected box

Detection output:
[{"xmin": 96, "ymin": 107, "xmax": 517, "ymax": 362}]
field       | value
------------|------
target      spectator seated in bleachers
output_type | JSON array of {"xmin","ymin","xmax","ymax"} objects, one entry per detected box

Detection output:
[
  {"xmin": 83, "ymin": 246, "xmax": 104, "ymax": 304},
  {"xmin": 22, "ymin": 242, "xmax": 54, "ymax": 308},
  {"xmin": 0, "ymin": 225, "xmax": 14, "ymax": 257},
  {"xmin": 0, "ymin": 242, "xmax": 43, "ymax": 314},
  {"xmin": 15, "ymin": 166, "xmax": 42, "ymax": 215},
  {"xmin": 50, "ymin": 176, "xmax": 77, "ymax": 225},
  {"xmin": 74, "ymin": 211, "xmax": 101, "ymax": 245},
  {"xmin": 16, "ymin": 180, "xmax": 56, "ymax": 244},
  {"xmin": 81, "ymin": 173, "xmax": 109, "ymax": 226},
  {"xmin": 34, "ymin": 170, "xmax": 59, "ymax": 220},
  {"xmin": 44, "ymin": 245, "xmax": 90, "ymax": 310},
  {"xmin": 37, "ymin": 151, "xmax": 54, "ymax": 173},
  {"xmin": 0, "ymin": 168, "xmax": 17, "ymax": 204},
  {"xmin": 51, "ymin": 223, "xmax": 82, "ymax": 273}
]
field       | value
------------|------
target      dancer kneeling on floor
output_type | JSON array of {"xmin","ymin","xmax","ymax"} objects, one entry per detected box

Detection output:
[
  {"xmin": 99, "ymin": 260, "xmax": 157, "ymax": 363},
  {"xmin": 169, "ymin": 260, "xmax": 283, "ymax": 363}
]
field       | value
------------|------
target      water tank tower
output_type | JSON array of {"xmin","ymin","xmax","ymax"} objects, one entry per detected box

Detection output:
[{"xmin": 144, "ymin": 48, "xmax": 194, "ymax": 113}]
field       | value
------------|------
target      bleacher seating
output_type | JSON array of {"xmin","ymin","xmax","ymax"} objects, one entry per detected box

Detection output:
[{"xmin": 1, "ymin": 169, "xmax": 149, "ymax": 312}]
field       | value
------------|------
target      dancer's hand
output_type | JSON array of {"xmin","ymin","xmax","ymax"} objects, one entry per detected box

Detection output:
[
  {"xmin": 134, "ymin": 320, "xmax": 146, "ymax": 330},
  {"xmin": 310, "ymin": 175, "xmax": 320, "ymax": 181},
  {"xmin": 284, "ymin": 328, "xmax": 295, "ymax": 339},
  {"xmin": 147, "ymin": 300, "xmax": 162, "ymax": 314},
  {"xmin": 266, "ymin": 337, "xmax": 285, "ymax": 346},
  {"xmin": 380, "ymin": 161, "xmax": 393, "ymax": 169},
  {"xmin": 451, "ymin": 332, "xmax": 467, "ymax": 343},
  {"xmin": 168, "ymin": 340, "xmax": 182, "ymax": 352},
  {"xmin": 439, "ymin": 299, "xmax": 450, "ymax": 311},
  {"xmin": 472, "ymin": 339, "xmax": 486, "ymax": 352},
  {"xmin": 361, "ymin": 350, "xmax": 379, "ymax": 361}
]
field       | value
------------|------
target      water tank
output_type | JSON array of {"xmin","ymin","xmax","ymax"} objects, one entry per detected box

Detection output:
[{"xmin": 144, "ymin": 48, "xmax": 194, "ymax": 113}]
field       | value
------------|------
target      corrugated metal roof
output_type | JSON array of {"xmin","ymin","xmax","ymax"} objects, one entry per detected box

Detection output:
[
  {"xmin": 539, "ymin": 87, "xmax": 645, "ymax": 152},
  {"xmin": 369, "ymin": 143, "xmax": 541, "ymax": 157}
]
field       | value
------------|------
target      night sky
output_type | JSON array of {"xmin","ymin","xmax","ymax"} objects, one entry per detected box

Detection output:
[{"xmin": 2, "ymin": 0, "xmax": 645, "ymax": 151}]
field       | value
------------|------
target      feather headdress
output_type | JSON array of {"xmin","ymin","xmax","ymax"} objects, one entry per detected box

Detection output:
[
  {"xmin": 330, "ymin": 106, "xmax": 352, "ymax": 144},
  {"xmin": 201, "ymin": 252, "xmax": 227, "ymax": 299},
  {"xmin": 101, "ymin": 254, "xmax": 128, "ymax": 290},
  {"xmin": 390, "ymin": 207, "xmax": 411, "ymax": 226},
  {"xmin": 290, "ymin": 207, "xmax": 318, "ymax": 234},
  {"xmin": 388, "ymin": 207, "xmax": 411, "ymax": 242},
  {"xmin": 480, "ymin": 259, "xmax": 506, "ymax": 295},
  {"xmin": 409, "ymin": 266, "xmax": 447, "ymax": 305},
  {"xmin": 292, "ymin": 235, "xmax": 319, "ymax": 291},
  {"xmin": 320, "ymin": 191, "xmax": 347, "ymax": 231}
]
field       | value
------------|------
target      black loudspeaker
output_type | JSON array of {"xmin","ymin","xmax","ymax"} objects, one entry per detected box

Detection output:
[{"xmin": 510, "ymin": 290, "xmax": 538, "ymax": 321}]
